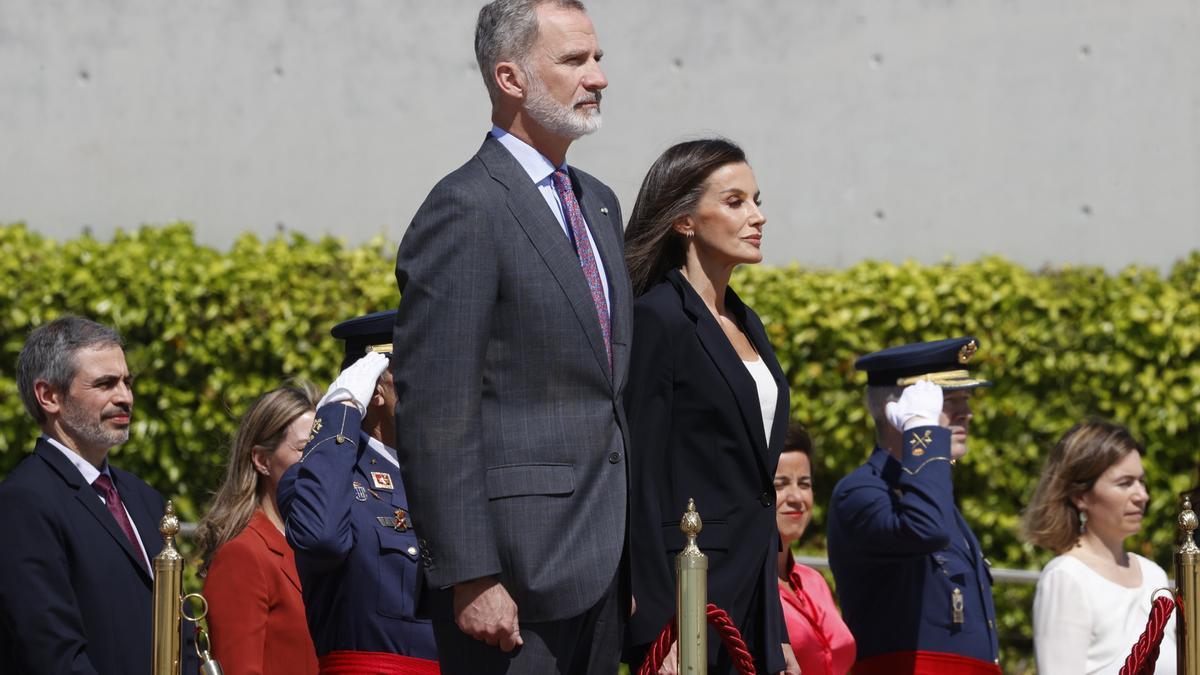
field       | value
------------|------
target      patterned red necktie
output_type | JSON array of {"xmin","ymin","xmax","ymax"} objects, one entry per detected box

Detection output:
[
  {"xmin": 92, "ymin": 474, "xmax": 146, "ymax": 570},
  {"xmin": 552, "ymin": 169, "xmax": 611, "ymax": 370}
]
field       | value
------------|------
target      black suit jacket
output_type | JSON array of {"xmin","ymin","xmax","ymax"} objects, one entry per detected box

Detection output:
[
  {"xmin": 0, "ymin": 438, "xmax": 190, "ymax": 674},
  {"xmin": 625, "ymin": 270, "xmax": 790, "ymax": 673}
]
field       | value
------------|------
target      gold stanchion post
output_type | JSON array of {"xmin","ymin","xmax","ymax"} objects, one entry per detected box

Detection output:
[
  {"xmin": 1178, "ymin": 496, "xmax": 1199, "ymax": 675},
  {"xmin": 152, "ymin": 501, "xmax": 184, "ymax": 675},
  {"xmin": 676, "ymin": 498, "xmax": 708, "ymax": 674}
]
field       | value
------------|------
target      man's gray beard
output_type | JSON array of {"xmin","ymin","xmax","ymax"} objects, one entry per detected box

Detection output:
[
  {"xmin": 524, "ymin": 76, "xmax": 602, "ymax": 140},
  {"xmin": 61, "ymin": 397, "xmax": 129, "ymax": 451}
]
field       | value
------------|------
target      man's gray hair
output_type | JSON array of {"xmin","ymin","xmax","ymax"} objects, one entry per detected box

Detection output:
[
  {"xmin": 474, "ymin": 0, "xmax": 587, "ymax": 104},
  {"xmin": 16, "ymin": 316, "xmax": 124, "ymax": 424},
  {"xmin": 865, "ymin": 385, "xmax": 904, "ymax": 444}
]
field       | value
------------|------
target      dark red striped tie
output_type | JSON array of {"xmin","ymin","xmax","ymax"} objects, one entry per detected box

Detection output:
[{"xmin": 92, "ymin": 474, "xmax": 145, "ymax": 570}]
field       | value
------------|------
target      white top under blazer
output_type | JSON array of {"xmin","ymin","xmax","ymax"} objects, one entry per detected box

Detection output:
[{"xmin": 743, "ymin": 357, "xmax": 778, "ymax": 442}]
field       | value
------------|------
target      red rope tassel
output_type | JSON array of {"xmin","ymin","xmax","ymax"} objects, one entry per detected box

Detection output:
[
  {"xmin": 637, "ymin": 603, "xmax": 757, "ymax": 675},
  {"xmin": 1119, "ymin": 594, "xmax": 1178, "ymax": 675}
]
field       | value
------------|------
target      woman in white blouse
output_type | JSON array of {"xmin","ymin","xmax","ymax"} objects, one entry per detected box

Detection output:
[{"xmin": 1022, "ymin": 419, "xmax": 1174, "ymax": 675}]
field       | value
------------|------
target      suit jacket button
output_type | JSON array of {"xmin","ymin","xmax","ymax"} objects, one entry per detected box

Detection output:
[
  {"xmin": 608, "ymin": 451, "xmax": 622, "ymax": 464},
  {"xmin": 759, "ymin": 491, "xmax": 772, "ymax": 507}
]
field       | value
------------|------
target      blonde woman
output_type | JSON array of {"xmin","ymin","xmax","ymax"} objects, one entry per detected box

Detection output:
[
  {"xmin": 1022, "ymin": 419, "xmax": 1174, "ymax": 675},
  {"xmin": 195, "ymin": 383, "xmax": 321, "ymax": 675}
]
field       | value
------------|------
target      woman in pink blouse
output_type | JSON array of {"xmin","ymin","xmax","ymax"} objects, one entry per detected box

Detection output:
[{"xmin": 774, "ymin": 423, "xmax": 856, "ymax": 675}]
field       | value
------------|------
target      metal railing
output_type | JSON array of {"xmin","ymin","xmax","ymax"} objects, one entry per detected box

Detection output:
[
  {"xmin": 793, "ymin": 554, "xmax": 1043, "ymax": 585},
  {"xmin": 174, "ymin": 524, "xmax": 1047, "ymax": 583}
]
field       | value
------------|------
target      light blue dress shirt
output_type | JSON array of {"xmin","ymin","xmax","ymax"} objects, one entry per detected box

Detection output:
[{"xmin": 490, "ymin": 125, "xmax": 612, "ymax": 309}]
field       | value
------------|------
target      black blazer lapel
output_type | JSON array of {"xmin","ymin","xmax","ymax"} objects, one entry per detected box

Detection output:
[
  {"xmin": 477, "ymin": 137, "xmax": 612, "ymax": 380},
  {"xmin": 737, "ymin": 297, "xmax": 791, "ymax": 458},
  {"xmin": 35, "ymin": 441, "xmax": 153, "ymax": 581},
  {"xmin": 668, "ymin": 271, "xmax": 772, "ymax": 480}
]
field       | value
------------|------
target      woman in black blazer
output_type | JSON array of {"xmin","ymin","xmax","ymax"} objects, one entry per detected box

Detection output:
[{"xmin": 623, "ymin": 139, "xmax": 798, "ymax": 675}]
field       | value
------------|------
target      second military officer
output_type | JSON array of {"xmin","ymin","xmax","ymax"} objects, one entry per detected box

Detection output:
[{"xmin": 826, "ymin": 337, "xmax": 1000, "ymax": 675}]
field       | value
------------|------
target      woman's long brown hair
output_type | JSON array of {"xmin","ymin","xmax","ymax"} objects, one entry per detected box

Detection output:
[{"xmin": 624, "ymin": 138, "xmax": 748, "ymax": 296}]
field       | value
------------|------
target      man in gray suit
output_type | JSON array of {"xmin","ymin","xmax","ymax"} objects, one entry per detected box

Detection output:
[{"xmin": 391, "ymin": 0, "xmax": 631, "ymax": 672}]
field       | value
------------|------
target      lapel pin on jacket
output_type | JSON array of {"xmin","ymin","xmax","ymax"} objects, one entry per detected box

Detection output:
[
  {"xmin": 600, "ymin": 207, "xmax": 609, "ymax": 215},
  {"xmin": 370, "ymin": 472, "xmax": 393, "ymax": 490}
]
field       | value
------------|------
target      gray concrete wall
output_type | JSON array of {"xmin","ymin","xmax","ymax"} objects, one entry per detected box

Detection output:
[{"xmin": 1, "ymin": 1, "xmax": 1197, "ymax": 270}]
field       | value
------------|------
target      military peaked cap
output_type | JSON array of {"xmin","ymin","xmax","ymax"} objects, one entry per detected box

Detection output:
[{"xmin": 855, "ymin": 336, "xmax": 990, "ymax": 390}]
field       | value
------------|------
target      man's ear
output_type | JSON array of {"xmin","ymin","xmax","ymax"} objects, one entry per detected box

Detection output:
[
  {"xmin": 33, "ymin": 379, "xmax": 64, "ymax": 417},
  {"xmin": 371, "ymin": 381, "xmax": 387, "ymax": 409},
  {"xmin": 495, "ymin": 61, "xmax": 527, "ymax": 100}
]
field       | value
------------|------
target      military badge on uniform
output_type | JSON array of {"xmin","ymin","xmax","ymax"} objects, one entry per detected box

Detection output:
[
  {"xmin": 957, "ymin": 340, "xmax": 977, "ymax": 364},
  {"xmin": 353, "ymin": 481, "xmax": 368, "ymax": 502},
  {"xmin": 370, "ymin": 472, "xmax": 393, "ymax": 490},
  {"xmin": 909, "ymin": 429, "xmax": 933, "ymax": 456},
  {"xmin": 376, "ymin": 508, "xmax": 410, "ymax": 532}
]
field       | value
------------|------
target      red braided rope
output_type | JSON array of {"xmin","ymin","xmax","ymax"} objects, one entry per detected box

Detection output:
[
  {"xmin": 637, "ymin": 617, "xmax": 677, "ymax": 675},
  {"xmin": 637, "ymin": 604, "xmax": 757, "ymax": 675},
  {"xmin": 707, "ymin": 604, "xmax": 758, "ymax": 675},
  {"xmin": 1119, "ymin": 594, "xmax": 1178, "ymax": 675}
]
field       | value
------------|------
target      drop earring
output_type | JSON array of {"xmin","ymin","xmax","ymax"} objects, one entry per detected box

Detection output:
[{"xmin": 1078, "ymin": 510, "xmax": 1088, "ymax": 535}]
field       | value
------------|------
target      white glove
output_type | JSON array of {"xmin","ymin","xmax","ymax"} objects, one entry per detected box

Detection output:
[
  {"xmin": 318, "ymin": 352, "xmax": 389, "ymax": 414},
  {"xmin": 885, "ymin": 380, "xmax": 943, "ymax": 431}
]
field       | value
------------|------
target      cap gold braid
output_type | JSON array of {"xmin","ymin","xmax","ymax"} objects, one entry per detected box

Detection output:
[{"xmin": 896, "ymin": 369, "xmax": 987, "ymax": 387}]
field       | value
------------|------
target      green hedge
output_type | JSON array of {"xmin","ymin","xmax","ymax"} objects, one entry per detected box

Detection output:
[
  {"xmin": 0, "ymin": 223, "xmax": 398, "ymax": 519},
  {"xmin": 2, "ymin": 223, "xmax": 1197, "ymax": 672}
]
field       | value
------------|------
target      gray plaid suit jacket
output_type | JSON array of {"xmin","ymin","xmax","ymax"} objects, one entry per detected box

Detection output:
[{"xmin": 392, "ymin": 135, "xmax": 631, "ymax": 623}]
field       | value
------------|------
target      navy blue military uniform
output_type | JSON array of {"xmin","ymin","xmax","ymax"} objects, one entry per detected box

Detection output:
[
  {"xmin": 827, "ymin": 337, "xmax": 1000, "ymax": 674},
  {"xmin": 276, "ymin": 311, "xmax": 437, "ymax": 664}
]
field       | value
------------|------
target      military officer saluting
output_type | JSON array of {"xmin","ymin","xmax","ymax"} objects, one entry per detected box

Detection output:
[
  {"xmin": 827, "ymin": 337, "xmax": 1000, "ymax": 674},
  {"xmin": 278, "ymin": 310, "xmax": 438, "ymax": 672}
]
